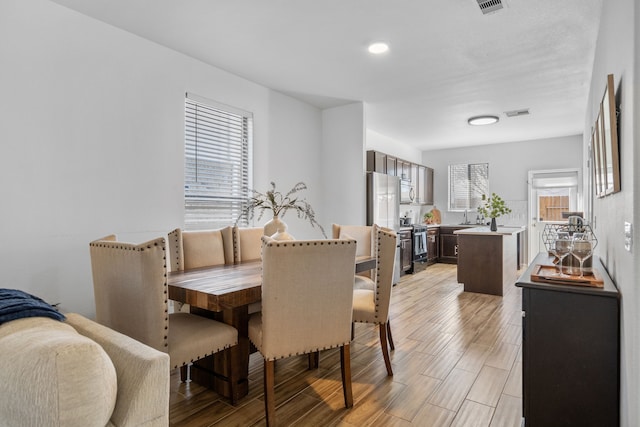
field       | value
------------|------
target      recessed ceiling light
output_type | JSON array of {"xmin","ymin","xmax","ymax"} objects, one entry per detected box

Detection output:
[
  {"xmin": 468, "ymin": 115, "xmax": 499, "ymax": 126},
  {"xmin": 368, "ymin": 42, "xmax": 389, "ymax": 55}
]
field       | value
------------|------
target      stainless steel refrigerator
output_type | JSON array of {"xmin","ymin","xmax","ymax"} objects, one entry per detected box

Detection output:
[{"xmin": 366, "ymin": 172, "xmax": 401, "ymax": 284}]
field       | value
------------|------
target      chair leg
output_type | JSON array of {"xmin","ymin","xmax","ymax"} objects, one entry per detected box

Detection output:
[
  {"xmin": 386, "ymin": 319, "xmax": 395, "ymax": 351},
  {"xmin": 379, "ymin": 322, "xmax": 394, "ymax": 376},
  {"xmin": 179, "ymin": 365, "xmax": 189, "ymax": 382},
  {"xmin": 264, "ymin": 359, "xmax": 276, "ymax": 427},
  {"xmin": 340, "ymin": 344, "xmax": 354, "ymax": 408},
  {"xmin": 308, "ymin": 351, "xmax": 319, "ymax": 369}
]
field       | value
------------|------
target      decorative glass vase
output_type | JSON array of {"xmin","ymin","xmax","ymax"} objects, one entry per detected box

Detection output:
[{"xmin": 490, "ymin": 217, "xmax": 497, "ymax": 232}]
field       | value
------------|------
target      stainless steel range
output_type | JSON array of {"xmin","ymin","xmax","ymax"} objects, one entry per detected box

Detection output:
[{"xmin": 412, "ymin": 224, "xmax": 428, "ymax": 268}]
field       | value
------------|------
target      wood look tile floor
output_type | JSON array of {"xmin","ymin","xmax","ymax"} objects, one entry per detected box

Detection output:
[{"xmin": 170, "ymin": 263, "xmax": 523, "ymax": 427}]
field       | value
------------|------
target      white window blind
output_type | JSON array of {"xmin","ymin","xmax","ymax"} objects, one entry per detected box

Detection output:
[
  {"xmin": 448, "ymin": 163, "xmax": 489, "ymax": 211},
  {"xmin": 185, "ymin": 94, "xmax": 252, "ymax": 230}
]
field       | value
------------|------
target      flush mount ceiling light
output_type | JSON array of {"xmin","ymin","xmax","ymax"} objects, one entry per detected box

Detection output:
[
  {"xmin": 468, "ymin": 115, "xmax": 499, "ymax": 126},
  {"xmin": 368, "ymin": 42, "xmax": 389, "ymax": 55}
]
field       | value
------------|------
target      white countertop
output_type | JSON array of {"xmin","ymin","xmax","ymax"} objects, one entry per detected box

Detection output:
[{"xmin": 453, "ymin": 225, "xmax": 526, "ymax": 236}]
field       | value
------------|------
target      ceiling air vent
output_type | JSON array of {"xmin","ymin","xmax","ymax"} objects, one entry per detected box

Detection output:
[
  {"xmin": 477, "ymin": 0, "xmax": 503, "ymax": 14},
  {"xmin": 505, "ymin": 108, "xmax": 530, "ymax": 118}
]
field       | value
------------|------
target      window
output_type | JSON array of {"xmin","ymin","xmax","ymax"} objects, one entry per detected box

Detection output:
[
  {"xmin": 448, "ymin": 163, "xmax": 489, "ymax": 211},
  {"xmin": 184, "ymin": 93, "xmax": 252, "ymax": 230}
]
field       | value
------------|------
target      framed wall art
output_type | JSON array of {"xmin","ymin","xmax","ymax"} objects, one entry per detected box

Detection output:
[
  {"xmin": 591, "ymin": 125, "xmax": 603, "ymax": 198},
  {"xmin": 600, "ymin": 74, "xmax": 621, "ymax": 195}
]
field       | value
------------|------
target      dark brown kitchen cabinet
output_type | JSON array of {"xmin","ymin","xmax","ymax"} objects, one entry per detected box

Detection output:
[
  {"xmin": 426, "ymin": 228, "xmax": 438, "ymax": 263},
  {"xmin": 414, "ymin": 165, "xmax": 434, "ymax": 205},
  {"xmin": 398, "ymin": 160, "xmax": 411, "ymax": 181},
  {"xmin": 366, "ymin": 150, "xmax": 386, "ymax": 173},
  {"xmin": 516, "ymin": 253, "xmax": 619, "ymax": 427},
  {"xmin": 367, "ymin": 150, "xmax": 434, "ymax": 205},
  {"xmin": 386, "ymin": 156, "xmax": 397, "ymax": 176},
  {"xmin": 423, "ymin": 167, "xmax": 434, "ymax": 205},
  {"xmin": 438, "ymin": 226, "xmax": 460, "ymax": 264},
  {"xmin": 398, "ymin": 229, "xmax": 412, "ymax": 274}
]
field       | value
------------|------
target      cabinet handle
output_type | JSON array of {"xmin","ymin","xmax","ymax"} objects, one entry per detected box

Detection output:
[
  {"xmin": 521, "ymin": 311, "xmax": 526, "ymax": 318},
  {"xmin": 454, "ymin": 244, "xmax": 458, "ymax": 256}
]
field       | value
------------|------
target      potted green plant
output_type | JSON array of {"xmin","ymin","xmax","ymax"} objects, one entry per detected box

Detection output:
[
  {"xmin": 423, "ymin": 212, "xmax": 434, "ymax": 224},
  {"xmin": 236, "ymin": 181, "xmax": 326, "ymax": 238},
  {"xmin": 477, "ymin": 193, "xmax": 512, "ymax": 231}
]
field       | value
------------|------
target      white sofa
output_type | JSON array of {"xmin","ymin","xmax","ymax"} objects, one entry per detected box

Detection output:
[{"xmin": 0, "ymin": 313, "xmax": 169, "ymax": 427}]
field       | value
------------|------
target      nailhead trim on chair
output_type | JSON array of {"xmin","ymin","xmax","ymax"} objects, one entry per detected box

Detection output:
[
  {"xmin": 232, "ymin": 227, "xmax": 240, "ymax": 264},
  {"xmin": 90, "ymin": 237, "xmax": 171, "ymax": 349},
  {"xmin": 171, "ymin": 342, "xmax": 237, "ymax": 370},
  {"xmin": 266, "ymin": 240, "xmax": 355, "ymax": 248}
]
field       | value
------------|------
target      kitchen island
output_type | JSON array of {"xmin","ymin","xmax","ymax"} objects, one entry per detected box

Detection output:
[{"xmin": 455, "ymin": 226, "xmax": 526, "ymax": 296}]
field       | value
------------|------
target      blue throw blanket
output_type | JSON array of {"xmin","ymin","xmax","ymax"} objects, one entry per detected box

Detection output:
[{"xmin": 0, "ymin": 288, "xmax": 66, "ymax": 324}]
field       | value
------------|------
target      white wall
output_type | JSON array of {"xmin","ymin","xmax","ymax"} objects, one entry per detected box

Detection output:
[
  {"xmin": 0, "ymin": 0, "xmax": 331, "ymax": 317},
  {"xmin": 422, "ymin": 135, "xmax": 583, "ymax": 224},
  {"xmin": 264, "ymin": 90, "xmax": 325, "ymax": 240},
  {"xmin": 366, "ymin": 128, "xmax": 423, "ymax": 164},
  {"xmin": 322, "ymin": 103, "xmax": 367, "ymax": 228},
  {"xmin": 585, "ymin": 0, "xmax": 638, "ymax": 425}
]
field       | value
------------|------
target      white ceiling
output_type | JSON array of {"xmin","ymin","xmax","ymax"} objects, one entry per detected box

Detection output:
[{"xmin": 52, "ymin": 0, "xmax": 603, "ymax": 151}]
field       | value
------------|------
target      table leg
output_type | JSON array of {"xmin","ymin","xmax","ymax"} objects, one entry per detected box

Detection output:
[{"xmin": 189, "ymin": 306, "xmax": 250, "ymax": 401}]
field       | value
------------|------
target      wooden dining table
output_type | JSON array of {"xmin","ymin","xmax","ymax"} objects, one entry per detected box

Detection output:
[{"xmin": 168, "ymin": 256, "xmax": 376, "ymax": 401}]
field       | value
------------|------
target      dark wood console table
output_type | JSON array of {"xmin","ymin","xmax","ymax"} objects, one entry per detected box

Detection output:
[{"xmin": 516, "ymin": 253, "xmax": 620, "ymax": 426}]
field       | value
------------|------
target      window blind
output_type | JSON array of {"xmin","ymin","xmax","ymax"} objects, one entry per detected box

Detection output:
[
  {"xmin": 448, "ymin": 163, "xmax": 489, "ymax": 211},
  {"xmin": 185, "ymin": 94, "xmax": 252, "ymax": 230}
]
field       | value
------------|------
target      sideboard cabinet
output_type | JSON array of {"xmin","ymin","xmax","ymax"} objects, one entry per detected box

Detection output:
[{"xmin": 516, "ymin": 253, "xmax": 619, "ymax": 427}]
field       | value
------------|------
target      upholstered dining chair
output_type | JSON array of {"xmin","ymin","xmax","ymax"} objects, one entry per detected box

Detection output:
[
  {"xmin": 351, "ymin": 227, "xmax": 397, "ymax": 376},
  {"xmin": 332, "ymin": 223, "xmax": 374, "ymax": 278},
  {"xmin": 333, "ymin": 223, "xmax": 396, "ymax": 352},
  {"xmin": 232, "ymin": 226, "xmax": 265, "ymax": 316},
  {"xmin": 167, "ymin": 226, "xmax": 234, "ymax": 272},
  {"xmin": 89, "ymin": 235, "xmax": 240, "ymax": 402},
  {"xmin": 232, "ymin": 226, "xmax": 264, "ymax": 263},
  {"xmin": 248, "ymin": 236, "xmax": 357, "ymax": 426},
  {"xmin": 167, "ymin": 227, "xmax": 235, "ymax": 313}
]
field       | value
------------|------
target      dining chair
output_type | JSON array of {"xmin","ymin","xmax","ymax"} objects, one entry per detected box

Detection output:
[
  {"xmin": 351, "ymin": 227, "xmax": 397, "ymax": 376},
  {"xmin": 232, "ymin": 226, "xmax": 264, "ymax": 263},
  {"xmin": 232, "ymin": 226, "xmax": 265, "ymax": 316},
  {"xmin": 333, "ymin": 223, "xmax": 396, "ymax": 351},
  {"xmin": 167, "ymin": 227, "xmax": 235, "ymax": 313},
  {"xmin": 332, "ymin": 224, "xmax": 374, "ymax": 278},
  {"xmin": 248, "ymin": 236, "xmax": 357, "ymax": 426},
  {"xmin": 167, "ymin": 226, "xmax": 234, "ymax": 271},
  {"xmin": 89, "ymin": 235, "xmax": 240, "ymax": 402}
]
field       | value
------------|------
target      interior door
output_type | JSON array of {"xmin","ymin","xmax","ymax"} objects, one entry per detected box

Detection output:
[{"xmin": 528, "ymin": 169, "xmax": 581, "ymax": 263}]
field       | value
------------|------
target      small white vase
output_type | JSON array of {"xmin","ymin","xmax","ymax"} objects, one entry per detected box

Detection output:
[
  {"xmin": 263, "ymin": 216, "xmax": 283, "ymax": 236},
  {"xmin": 271, "ymin": 221, "xmax": 295, "ymax": 241}
]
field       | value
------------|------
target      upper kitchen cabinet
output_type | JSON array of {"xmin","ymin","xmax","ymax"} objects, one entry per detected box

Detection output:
[
  {"xmin": 420, "ymin": 166, "xmax": 434, "ymax": 205},
  {"xmin": 366, "ymin": 150, "xmax": 387, "ymax": 174},
  {"xmin": 412, "ymin": 165, "xmax": 434, "ymax": 205},
  {"xmin": 366, "ymin": 150, "xmax": 433, "ymax": 205},
  {"xmin": 386, "ymin": 156, "xmax": 397, "ymax": 177},
  {"xmin": 398, "ymin": 160, "xmax": 411, "ymax": 181}
]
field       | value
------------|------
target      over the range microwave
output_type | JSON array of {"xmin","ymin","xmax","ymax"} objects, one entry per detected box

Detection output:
[{"xmin": 400, "ymin": 179, "xmax": 414, "ymax": 203}]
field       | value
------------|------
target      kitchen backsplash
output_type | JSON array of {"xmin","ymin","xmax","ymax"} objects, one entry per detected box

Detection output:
[{"xmin": 401, "ymin": 200, "xmax": 528, "ymax": 226}]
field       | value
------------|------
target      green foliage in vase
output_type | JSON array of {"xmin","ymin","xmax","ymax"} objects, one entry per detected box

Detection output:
[
  {"xmin": 477, "ymin": 193, "xmax": 512, "ymax": 219},
  {"xmin": 236, "ymin": 181, "xmax": 327, "ymax": 237}
]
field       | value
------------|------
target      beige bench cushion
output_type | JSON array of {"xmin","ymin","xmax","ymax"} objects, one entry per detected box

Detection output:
[{"xmin": 0, "ymin": 317, "xmax": 117, "ymax": 427}]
